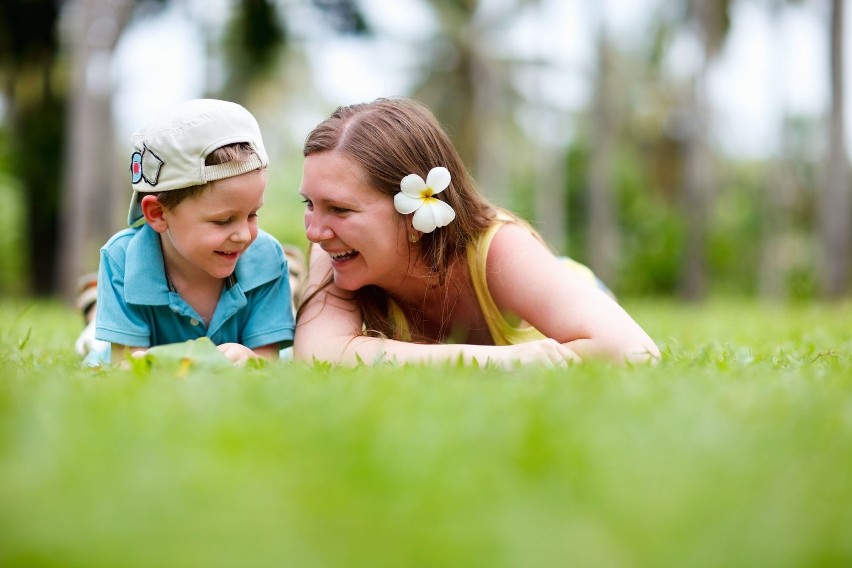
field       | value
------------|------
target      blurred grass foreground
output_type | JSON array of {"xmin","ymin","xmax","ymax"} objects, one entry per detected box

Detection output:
[{"xmin": 1, "ymin": 298, "xmax": 851, "ymax": 567}]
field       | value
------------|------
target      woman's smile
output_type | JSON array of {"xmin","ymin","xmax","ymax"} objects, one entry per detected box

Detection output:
[{"xmin": 329, "ymin": 249, "xmax": 359, "ymax": 263}]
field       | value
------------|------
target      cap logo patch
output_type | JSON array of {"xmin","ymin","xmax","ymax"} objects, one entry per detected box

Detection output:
[
  {"xmin": 130, "ymin": 152, "xmax": 143, "ymax": 183},
  {"xmin": 130, "ymin": 145, "xmax": 164, "ymax": 186}
]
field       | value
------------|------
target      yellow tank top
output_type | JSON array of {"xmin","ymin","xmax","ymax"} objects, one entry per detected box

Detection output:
[{"xmin": 387, "ymin": 214, "xmax": 598, "ymax": 345}]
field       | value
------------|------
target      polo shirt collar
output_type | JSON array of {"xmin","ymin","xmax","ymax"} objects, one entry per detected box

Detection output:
[
  {"xmin": 124, "ymin": 224, "xmax": 170, "ymax": 306},
  {"xmin": 234, "ymin": 230, "xmax": 284, "ymax": 290}
]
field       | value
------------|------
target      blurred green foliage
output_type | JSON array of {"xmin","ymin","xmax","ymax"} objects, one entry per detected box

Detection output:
[
  {"xmin": 262, "ymin": 153, "xmax": 310, "ymax": 251},
  {"xmin": 0, "ymin": 0, "xmax": 836, "ymax": 302},
  {"xmin": 0, "ymin": 131, "xmax": 24, "ymax": 295},
  {"xmin": 0, "ymin": 128, "xmax": 825, "ymax": 301}
]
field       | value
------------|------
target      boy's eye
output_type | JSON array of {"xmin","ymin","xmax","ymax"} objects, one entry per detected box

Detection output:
[{"xmin": 214, "ymin": 218, "xmax": 233, "ymax": 226}]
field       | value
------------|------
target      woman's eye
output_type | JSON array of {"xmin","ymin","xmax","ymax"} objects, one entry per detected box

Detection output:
[
  {"xmin": 331, "ymin": 206, "xmax": 350, "ymax": 214},
  {"xmin": 302, "ymin": 199, "xmax": 313, "ymax": 211}
]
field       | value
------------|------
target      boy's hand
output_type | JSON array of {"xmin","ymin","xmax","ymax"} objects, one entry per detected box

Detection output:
[{"xmin": 216, "ymin": 343, "xmax": 261, "ymax": 366}]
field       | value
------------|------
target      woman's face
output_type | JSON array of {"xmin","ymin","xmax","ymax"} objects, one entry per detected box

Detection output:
[{"xmin": 300, "ymin": 151, "xmax": 415, "ymax": 291}]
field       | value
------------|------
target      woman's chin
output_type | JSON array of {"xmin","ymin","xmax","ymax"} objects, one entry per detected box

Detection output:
[{"xmin": 332, "ymin": 272, "xmax": 364, "ymax": 292}]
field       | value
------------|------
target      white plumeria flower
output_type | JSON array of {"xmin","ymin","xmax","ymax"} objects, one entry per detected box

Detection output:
[{"xmin": 394, "ymin": 166, "xmax": 456, "ymax": 233}]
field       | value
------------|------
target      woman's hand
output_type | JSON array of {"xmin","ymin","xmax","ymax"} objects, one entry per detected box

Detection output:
[{"xmin": 484, "ymin": 339, "xmax": 582, "ymax": 369}]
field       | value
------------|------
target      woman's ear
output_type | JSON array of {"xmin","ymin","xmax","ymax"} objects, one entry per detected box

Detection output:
[
  {"xmin": 141, "ymin": 195, "xmax": 168, "ymax": 233},
  {"xmin": 405, "ymin": 216, "xmax": 421, "ymax": 244}
]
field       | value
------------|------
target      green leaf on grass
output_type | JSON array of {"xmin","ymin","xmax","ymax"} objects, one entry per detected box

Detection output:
[{"xmin": 138, "ymin": 337, "xmax": 231, "ymax": 377}]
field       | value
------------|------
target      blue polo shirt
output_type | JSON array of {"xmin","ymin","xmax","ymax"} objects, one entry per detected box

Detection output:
[{"xmin": 95, "ymin": 223, "xmax": 295, "ymax": 351}]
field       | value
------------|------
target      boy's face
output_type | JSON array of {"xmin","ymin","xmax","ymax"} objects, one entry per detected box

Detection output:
[{"xmin": 156, "ymin": 169, "xmax": 267, "ymax": 281}]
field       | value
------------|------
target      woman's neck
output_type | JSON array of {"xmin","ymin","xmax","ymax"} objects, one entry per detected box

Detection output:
[
  {"xmin": 387, "ymin": 257, "xmax": 459, "ymax": 308},
  {"xmin": 388, "ymin": 259, "xmax": 482, "ymax": 342}
]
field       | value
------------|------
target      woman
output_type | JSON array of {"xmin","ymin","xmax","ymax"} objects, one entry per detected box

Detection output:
[{"xmin": 294, "ymin": 98, "xmax": 659, "ymax": 367}]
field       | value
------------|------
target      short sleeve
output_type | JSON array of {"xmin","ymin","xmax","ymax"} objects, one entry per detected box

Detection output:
[{"xmin": 94, "ymin": 247, "xmax": 152, "ymax": 347}]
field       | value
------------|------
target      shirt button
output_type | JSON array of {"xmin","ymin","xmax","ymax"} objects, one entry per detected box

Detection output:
[
  {"xmin": 189, "ymin": 318, "xmax": 200, "ymax": 326},
  {"xmin": 171, "ymin": 306, "xmax": 179, "ymax": 312}
]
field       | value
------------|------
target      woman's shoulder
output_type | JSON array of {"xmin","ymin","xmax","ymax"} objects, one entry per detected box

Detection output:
[
  {"xmin": 476, "ymin": 209, "xmax": 540, "ymax": 250},
  {"xmin": 467, "ymin": 211, "xmax": 548, "ymax": 289},
  {"xmin": 487, "ymin": 221, "xmax": 548, "ymax": 266}
]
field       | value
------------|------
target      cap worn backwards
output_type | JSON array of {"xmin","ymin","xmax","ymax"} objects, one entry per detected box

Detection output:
[{"xmin": 127, "ymin": 99, "xmax": 269, "ymax": 227}]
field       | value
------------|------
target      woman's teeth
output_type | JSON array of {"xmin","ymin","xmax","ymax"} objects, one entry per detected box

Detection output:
[{"xmin": 331, "ymin": 250, "xmax": 357, "ymax": 261}]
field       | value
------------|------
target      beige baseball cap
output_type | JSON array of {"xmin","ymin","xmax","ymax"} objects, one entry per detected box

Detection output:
[{"xmin": 128, "ymin": 99, "xmax": 269, "ymax": 227}]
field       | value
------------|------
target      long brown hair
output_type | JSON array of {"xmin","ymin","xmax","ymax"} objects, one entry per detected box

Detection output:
[{"xmin": 299, "ymin": 97, "xmax": 496, "ymax": 338}]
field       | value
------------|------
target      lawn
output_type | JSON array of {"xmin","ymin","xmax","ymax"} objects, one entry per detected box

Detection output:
[{"xmin": 1, "ymin": 298, "xmax": 851, "ymax": 567}]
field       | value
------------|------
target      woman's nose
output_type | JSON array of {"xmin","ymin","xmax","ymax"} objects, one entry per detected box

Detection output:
[{"xmin": 304, "ymin": 212, "xmax": 332, "ymax": 243}]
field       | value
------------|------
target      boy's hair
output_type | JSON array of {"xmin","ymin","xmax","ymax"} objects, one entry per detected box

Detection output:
[
  {"xmin": 300, "ymin": 97, "xmax": 496, "ymax": 339},
  {"xmin": 137, "ymin": 142, "xmax": 258, "ymax": 211},
  {"xmin": 127, "ymin": 99, "xmax": 268, "ymax": 227}
]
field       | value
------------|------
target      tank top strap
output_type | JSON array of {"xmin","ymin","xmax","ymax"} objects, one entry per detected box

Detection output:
[{"xmin": 466, "ymin": 212, "xmax": 545, "ymax": 345}]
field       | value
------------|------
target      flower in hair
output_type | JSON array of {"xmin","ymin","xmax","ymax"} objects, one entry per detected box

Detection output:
[{"xmin": 393, "ymin": 167, "xmax": 456, "ymax": 233}]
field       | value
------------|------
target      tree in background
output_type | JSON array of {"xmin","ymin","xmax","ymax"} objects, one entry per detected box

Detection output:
[
  {"xmin": 4, "ymin": 0, "xmax": 364, "ymax": 298},
  {"xmin": 0, "ymin": 0, "xmax": 65, "ymax": 296},
  {"xmin": 0, "ymin": 0, "xmax": 847, "ymax": 302},
  {"xmin": 820, "ymin": 0, "xmax": 849, "ymax": 297},
  {"xmin": 57, "ymin": 0, "xmax": 139, "ymax": 301},
  {"xmin": 220, "ymin": 0, "xmax": 288, "ymax": 101},
  {"xmin": 758, "ymin": 0, "xmax": 805, "ymax": 300},
  {"xmin": 679, "ymin": 0, "xmax": 731, "ymax": 300},
  {"xmin": 585, "ymin": 3, "xmax": 620, "ymax": 287},
  {"xmin": 411, "ymin": 0, "xmax": 521, "ymax": 209}
]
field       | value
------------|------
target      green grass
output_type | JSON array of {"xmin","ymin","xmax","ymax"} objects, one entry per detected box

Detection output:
[{"xmin": 1, "ymin": 298, "xmax": 851, "ymax": 567}]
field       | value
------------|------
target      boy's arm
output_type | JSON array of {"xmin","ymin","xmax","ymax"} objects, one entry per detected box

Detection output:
[
  {"xmin": 251, "ymin": 344, "xmax": 280, "ymax": 359},
  {"xmin": 111, "ymin": 343, "xmax": 147, "ymax": 364}
]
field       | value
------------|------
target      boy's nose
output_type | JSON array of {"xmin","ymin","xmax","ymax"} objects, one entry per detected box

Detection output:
[{"xmin": 230, "ymin": 223, "xmax": 252, "ymax": 242}]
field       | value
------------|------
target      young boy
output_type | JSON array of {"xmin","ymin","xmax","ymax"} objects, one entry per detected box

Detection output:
[{"xmin": 86, "ymin": 99, "xmax": 295, "ymax": 366}]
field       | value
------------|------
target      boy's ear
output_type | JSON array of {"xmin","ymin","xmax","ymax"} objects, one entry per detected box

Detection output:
[{"xmin": 141, "ymin": 195, "xmax": 168, "ymax": 233}]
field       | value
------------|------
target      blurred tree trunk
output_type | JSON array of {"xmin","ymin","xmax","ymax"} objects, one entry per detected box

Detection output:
[
  {"xmin": 57, "ymin": 0, "xmax": 135, "ymax": 300},
  {"xmin": 0, "ymin": 0, "xmax": 65, "ymax": 297},
  {"xmin": 679, "ymin": 71, "xmax": 712, "ymax": 301},
  {"xmin": 470, "ymin": 27, "xmax": 510, "ymax": 208},
  {"xmin": 585, "ymin": 25, "xmax": 619, "ymax": 286},
  {"xmin": 758, "ymin": 155, "xmax": 796, "ymax": 298},
  {"xmin": 679, "ymin": 0, "xmax": 729, "ymax": 300},
  {"xmin": 219, "ymin": 0, "xmax": 287, "ymax": 101},
  {"xmin": 820, "ymin": 0, "xmax": 849, "ymax": 298},
  {"xmin": 529, "ymin": 0, "xmax": 566, "ymax": 254},
  {"xmin": 758, "ymin": 0, "xmax": 795, "ymax": 299}
]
